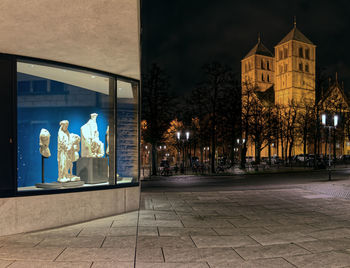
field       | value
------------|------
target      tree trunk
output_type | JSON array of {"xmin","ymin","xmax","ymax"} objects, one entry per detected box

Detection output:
[
  {"xmin": 211, "ymin": 126, "xmax": 216, "ymax": 173},
  {"xmin": 333, "ymin": 128, "xmax": 336, "ymax": 164},
  {"xmin": 230, "ymin": 138, "xmax": 235, "ymax": 166},
  {"xmin": 151, "ymin": 144, "xmax": 158, "ymax": 176}
]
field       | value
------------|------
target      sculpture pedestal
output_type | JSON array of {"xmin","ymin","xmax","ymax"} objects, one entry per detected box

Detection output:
[
  {"xmin": 35, "ymin": 181, "xmax": 84, "ymax": 189},
  {"xmin": 77, "ymin": 157, "xmax": 108, "ymax": 184}
]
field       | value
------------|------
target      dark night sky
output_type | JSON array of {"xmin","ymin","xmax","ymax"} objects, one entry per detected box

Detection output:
[{"xmin": 141, "ymin": 0, "xmax": 350, "ymax": 96}]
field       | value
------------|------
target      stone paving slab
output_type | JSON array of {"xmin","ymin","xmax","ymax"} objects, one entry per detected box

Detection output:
[
  {"xmin": 207, "ymin": 257, "xmax": 295, "ymax": 268},
  {"xmin": 191, "ymin": 235, "xmax": 258, "ymax": 248},
  {"xmin": 136, "ymin": 262, "xmax": 210, "ymax": 267},
  {"xmin": 91, "ymin": 262, "xmax": 134, "ymax": 268},
  {"xmin": 286, "ymin": 251, "xmax": 350, "ymax": 268},
  {"xmin": 234, "ymin": 243, "xmax": 310, "ymax": 260},
  {"xmin": 162, "ymin": 247, "xmax": 243, "ymax": 263},
  {"xmin": 296, "ymin": 238, "xmax": 350, "ymax": 253},
  {"xmin": 250, "ymin": 231, "xmax": 316, "ymax": 245},
  {"xmin": 56, "ymin": 248, "xmax": 135, "ymax": 262},
  {"xmin": 158, "ymin": 227, "xmax": 217, "ymax": 236},
  {"xmin": 7, "ymin": 261, "xmax": 92, "ymax": 268},
  {"xmin": 4, "ymin": 177, "xmax": 350, "ymax": 267},
  {"xmin": 0, "ymin": 260, "xmax": 13, "ymax": 267}
]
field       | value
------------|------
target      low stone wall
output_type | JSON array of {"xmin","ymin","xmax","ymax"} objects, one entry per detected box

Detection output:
[{"xmin": 0, "ymin": 186, "xmax": 140, "ymax": 236}]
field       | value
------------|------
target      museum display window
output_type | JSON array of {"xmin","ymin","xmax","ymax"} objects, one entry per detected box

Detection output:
[{"xmin": 16, "ymin": 59, "xmax": 139, "ymax": 191}]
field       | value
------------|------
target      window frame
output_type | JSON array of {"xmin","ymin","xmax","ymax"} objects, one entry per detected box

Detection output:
[{"xmin": 0, "ymin": 52, "xmax": 140, "ymax": 197}]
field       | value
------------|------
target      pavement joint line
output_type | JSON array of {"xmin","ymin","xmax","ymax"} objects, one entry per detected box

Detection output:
[
  {"xmin": 133, "ymin": 185, "xmax": 142, "ymax": 268},
  {"xmin": 100, "ymin": 235, "xmax": 107, "ymax": 248},
  {"xmin": 232, "ymin": 246, "xmax": 245, "ymax": 261},
  {"xmin": 52, "ymin": 247, "xmax": 66, "ymax": 262},
  {"xmin": 75, "ymin": 228, "xmax": 83, "ymax": 237},
  {"xmin": 293, "ymin": 242, "xmax": 314, "ymax": 253},
  {"xmin": 33, "ymin": 238, "xmax": 45, "ymax": 247},
  {"xmin": 160, "ymin": 247, "xmax": 165, "ymax": 262}
]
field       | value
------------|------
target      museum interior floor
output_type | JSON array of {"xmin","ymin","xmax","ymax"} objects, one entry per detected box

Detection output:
[{"xmin": 3, "ymin": 173, "xmax": 350, "ymax": 267}]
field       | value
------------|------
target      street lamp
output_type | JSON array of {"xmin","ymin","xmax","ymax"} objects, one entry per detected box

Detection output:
[
  {"xmin": 176, "ymin": 131, "xmax": 190, "ymax": 174},
  {"xmin": 236, "ymin": 138, "xmax": 246, "ymax": 163},
  {"xmin": 321, "ymin": 113, "xmax": 338, "ymax": 181},
  {"xmin": 203, "ymin": 146, "xmax": 210, "ymax": 163}
]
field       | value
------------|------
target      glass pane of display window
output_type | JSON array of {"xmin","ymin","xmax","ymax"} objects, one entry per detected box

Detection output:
[
  {"xmin": 116, "ymin": 80, "xmax": 139, "ymax": 184},
  {"xmin": 17, "ymin": 60, "xmax": 117, "ymax": 191}
]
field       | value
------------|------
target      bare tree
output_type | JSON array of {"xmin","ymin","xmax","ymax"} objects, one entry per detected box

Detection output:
[{"xmin": 142, "ymin": 64, "xmax": 175, "ymax": 175}]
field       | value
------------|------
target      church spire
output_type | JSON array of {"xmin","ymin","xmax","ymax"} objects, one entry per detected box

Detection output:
[
  {"xmin": 257, "ymin": 32, "xmax": 261, "ymax": 43},
  {"xmin": 293, "ymin": 16, "xmax": 296, "ymax": 28}
]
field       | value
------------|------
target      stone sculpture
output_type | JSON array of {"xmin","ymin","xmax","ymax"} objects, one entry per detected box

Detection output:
[
  {"xmin": 39, "ymin": 128, "xmax": 51, "ymax": 158},
  {"xmin": 67, "ymin": 133, "xmax": 81, "ymax": 181},
  {"xmin": 81, "ymin": 113, "xmax": 104, "ymax": 158},
  {"xmin": 57, "ymin": 120, "xmax": 81, "ymax": 183}
]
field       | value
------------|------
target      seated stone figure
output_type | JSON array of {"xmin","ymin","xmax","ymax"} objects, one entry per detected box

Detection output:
[{"xmin": 81, "ymin": 113, "xmax": 104, "ymax": 158}]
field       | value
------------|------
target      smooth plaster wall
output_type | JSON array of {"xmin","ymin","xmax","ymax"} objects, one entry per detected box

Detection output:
[
  {"xmin": 0, "ymin": 186, "xmax": 140, "ymax": 236},
  {"xmin": 0, "ymin": 0, "xmax": 140, "ymax": 80}
]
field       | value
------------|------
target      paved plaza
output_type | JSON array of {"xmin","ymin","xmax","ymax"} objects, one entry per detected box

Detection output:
[{"xmin": 3, "ymin": 171, "xmax": 350, "ymax": 267}]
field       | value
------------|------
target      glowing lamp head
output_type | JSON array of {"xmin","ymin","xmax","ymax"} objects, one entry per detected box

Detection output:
[
  {"xmin": 321, "ymin": 114, "xmax": 326, "ymax": 125},
  {"xmin": 186, "ymin": 131, "xmax": 190, "ymax": 140},
  {"xmin": 176, "ymin": 132, "xmax": 180, "ymax": 140},
  {"xmin": 334, "ymin": 115, "xmax": 338, "ymax": 127}
]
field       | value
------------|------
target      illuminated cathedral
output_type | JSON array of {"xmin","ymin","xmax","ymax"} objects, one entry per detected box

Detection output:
[{"xmin": 241, "ymin": 21, "xmax": 349, "ymax": 160}]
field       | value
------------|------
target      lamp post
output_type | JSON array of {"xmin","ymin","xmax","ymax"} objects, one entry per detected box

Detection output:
[
  {"xmin": 176, "ymin": 131, "xmax": 190, "ymax": 174},
  {"xmin": 236, "ymin": 138, "xmax": 246, "ymax": 164},
  {"xmin": 321, "ymin": 113, "xmax": 338, "ymax": 181}
]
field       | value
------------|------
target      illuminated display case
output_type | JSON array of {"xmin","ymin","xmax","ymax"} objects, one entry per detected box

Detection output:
[{"xmin": 0, "ymin": 55, "xmax": 140, "ymax": 196}]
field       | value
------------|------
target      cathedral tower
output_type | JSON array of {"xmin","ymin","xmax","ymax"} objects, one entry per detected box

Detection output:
[
  {"xmin": 274, "ymin": 22, "xmax": 316, "ymax": 106},
  {"xmin": 241, "ymin": 36, "xmax": 274, "ymax": 92}
]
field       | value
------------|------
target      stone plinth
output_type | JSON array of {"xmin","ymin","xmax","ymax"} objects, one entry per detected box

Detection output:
[{"xmin": 77, "ymin": 157, "xmax": 108, "ymax": 184}]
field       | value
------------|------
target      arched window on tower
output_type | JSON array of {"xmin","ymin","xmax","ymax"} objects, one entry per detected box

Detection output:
[
  {"xmin": 299, "ymin": 63, "xmax": 303, "ymax": 71},
  {"xmin": 305, "ymin": 64, "xmax": 309, "ymax": 72},
  {"xmin": 305, "ymin": 49, "xmax": 310, "ymax": 59},
  {"xmin": 267, "ymin": 74, "xmax": 270, "ymax": 82},
  {"xmin": 299, "ymin": 47, "xmax": 304, "ymax": 58},
  {"xmin": 261, "ymin": 73, "xmax": 264, "ymax": 81},
  {"xmin": 279, "ymin": 50, "xmax": 283, "ymax": 60},
  {"xmin": 267, "ymin": 61, "xmax": 270, "ymax": 70},
  {"xmin": 284, "ymin": 48, "xmax": 288, "ymax": 58},
  {"xmin": 261, "ymin": 60, "xmax": 264, "ymax": 69}
]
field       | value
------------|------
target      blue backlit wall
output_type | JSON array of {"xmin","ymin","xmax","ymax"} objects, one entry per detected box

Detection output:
[
  {"xmin": 116, "ymin": 100, "xmax": 138, "ymax": 179},
  {"xmin": 17, "ymin": 73, "xmax": 109, "ymax": 187}
]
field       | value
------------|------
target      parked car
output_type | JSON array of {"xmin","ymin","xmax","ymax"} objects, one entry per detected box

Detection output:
[
  {"xmin": 294, "ymin": 154, "xmax": 309, "ymax": 162},
  {"xmin": 245, "ymin": 156, "xmax": 254, "ymax": 163},
  {"xmin": 271, "ymin": 155, "xmax": 282, "ymax": 164},
  {"xmin": 340, "ymin": 155, "xmax": 350, "ymax": 161}
]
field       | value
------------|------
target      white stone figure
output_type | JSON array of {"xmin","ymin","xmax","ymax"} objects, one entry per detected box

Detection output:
[
  {"xmin": 106, "ymin": 125, "xmax": 109, "ymax": 156},
  {"xmin": 57, "ymin": 120, "xmax": 71, "ymax": 182},
  {"xmin": 67, "ymin": 133, "xmax": 81, "ymax": 181},
  {"xmin": 39, "ymin": 128, "xmax": 51, "ymax": 158},
  {"xmin": 81, "ymin": 113, "xmax": 105, "ymax": 158}
]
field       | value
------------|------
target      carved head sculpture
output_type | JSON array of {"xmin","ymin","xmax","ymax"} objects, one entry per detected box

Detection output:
[
  {"xmin": 69, "ymin": 133, "xmax": 81, "ymax": 162},
  {"xmin": 39, "ymin": 128, "xmax": 51, "ymax": 158},
  {"xmin": 59, "ymin": 120, "xmax": 69, "ymax": 132},
  {"xmin": 91, "ymin": 113, "xmax": 98, "ymax": 120}
]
